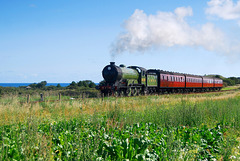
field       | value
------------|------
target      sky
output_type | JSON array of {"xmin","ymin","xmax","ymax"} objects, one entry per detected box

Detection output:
[{"xmin": 1, "ymin": 0, "xmax": 240, "ymax": 83}]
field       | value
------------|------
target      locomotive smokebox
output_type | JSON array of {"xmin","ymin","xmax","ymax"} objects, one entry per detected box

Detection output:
[{"xmin": 102, "ymin": 62, "xmax": 122, "ymax": 84}]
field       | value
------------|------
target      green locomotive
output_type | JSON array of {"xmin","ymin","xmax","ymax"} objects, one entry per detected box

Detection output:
[{"xmin": 100, "ymin": 62, "xmax": 147, "ymax": 96}]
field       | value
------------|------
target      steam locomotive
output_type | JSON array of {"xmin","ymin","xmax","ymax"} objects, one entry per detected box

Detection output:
[{"xmin": 99, "ymin": 62, "xmax": 223, "ymax": 96}]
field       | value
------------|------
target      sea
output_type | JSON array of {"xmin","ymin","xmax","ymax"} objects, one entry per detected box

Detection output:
[{"xmin": 0, "ymin": 83, "xmax": 70, "ymax": 87}]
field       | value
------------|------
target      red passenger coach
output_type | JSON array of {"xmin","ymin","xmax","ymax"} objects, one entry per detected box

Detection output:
[
  {"xmin": 146, "ymin": 69, "xmax": 223, "ymax": 94},
  {"xmin": 185, "ymin": 75, "xmax": 203, "ymax": 88},
  {"xmin": 214, "ymin": 78, "xmax": 223, "ymax": 89},
  {"xmin": 203, "ymin": 77, "xmax": 214, "ymax": 88},
  {"xmin": 160, "ymin": 72, "xmax": 185, "ymax": 88}
]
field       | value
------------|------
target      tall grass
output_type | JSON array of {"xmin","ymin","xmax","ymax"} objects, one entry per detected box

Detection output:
[
  {"xmin": 0, "ymin": 90, "xmax": 240, "ymax": 160},
  {"xmin": 0, "ymin": 90, "xmax": 240, "ymax": 126}
]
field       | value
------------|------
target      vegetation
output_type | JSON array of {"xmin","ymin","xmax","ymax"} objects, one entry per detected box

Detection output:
[
  {"xmin": 68, "ymin": 80, "xmax": 96, "ymax": 89},
  {"xmin": 0, "ymin": 80, "xmax": 98, "ymax": 98},
  {"xmin": 0, "ymin": 89, "xmax": 240, "ymax": 160}
]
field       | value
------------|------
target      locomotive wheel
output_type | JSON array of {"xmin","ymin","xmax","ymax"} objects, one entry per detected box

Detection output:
[
  {"xmin": 136, "ymin": 88, "xmax": 140, "ymax": 96},
  {"xmin": 114, "ymin": 91, "xmax": 119, "ymax": 97},
  {"xmin": 125, "ymin": 89, "xmax": 131, "ymax": 97},
  {"xmin": 119, "ymin": 90, "xmax": 125, "ymax": 97},
  {"xmin": 143, "ymin": 89, "xmax": 148, "ymax": 95},
  {"xmin": 131, "ymin": 88, "xmax": 137, "ymax": 96}
]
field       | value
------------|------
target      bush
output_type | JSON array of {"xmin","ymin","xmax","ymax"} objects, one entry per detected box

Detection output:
[{"xmin": 223, "ymin": 78, "xmax": 235, "ymax": 86}]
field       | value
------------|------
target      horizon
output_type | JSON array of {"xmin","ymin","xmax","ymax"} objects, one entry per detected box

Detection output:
[{"xmin": 1, "ymin": 0, "xmax": 240, "ymax": 83}]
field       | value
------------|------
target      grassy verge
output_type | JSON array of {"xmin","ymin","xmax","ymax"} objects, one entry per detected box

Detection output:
[
  {"xmin": 222, "ymin": 85, "xmax": 240, "ymax": 91},
  {"xmin": 0, "ymin": 90, "xmax": 240, "ymax": 160}
]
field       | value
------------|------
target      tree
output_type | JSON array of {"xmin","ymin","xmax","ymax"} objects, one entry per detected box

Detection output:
[
  {"xmin": 77, "ymin": 80, "xmax": 96, "ymax": 88},
  {"xmin": 36, "ymin": 81, "xmax": 47, "ymax": 88},
  {"xmin": 57, "ymin": 84, "xmax": 61, "ymax": 88},
  {"xmin": 77, "ymin": 81, "xmax": 83, "ymax": 87},
  {"xmin": 99, "ymin": 80, "xmax": 106, "ymax": 86},
  {"xmin": 223, "ymin": 78, "xmax": 235, "ymax": 86},
  {"xmin": 82, "ymin": 81, "xmax": 88, "ymax": 87},
  {"xmin": 29, "ymin": 83, "xmax": 37, "ymax": 88},
  {"xmin": 68, "ymin": 81, "xmax": 78, "ymax": 89},
  {"xmin": 229, "ymin": 77, "xmax": 240, "ymax": 84},
  {"xmin": 89, "ymin": 82, "xmax": 96, "ymax": 88}
]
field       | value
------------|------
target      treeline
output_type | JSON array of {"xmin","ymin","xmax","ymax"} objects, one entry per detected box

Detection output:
[
  {"xmin": 67, "ymin": 80, "xmax": 96, "ymax": 89},
  {"xmin": 223, "ymin": 77, "xmax": 240, "ymax": 86},
  {"xmin": 28, "ymin": 80, "xmax": 97, "ymax": 90},
  {"xmin": 0, "ymin": 80, "xmax": 98, "ymax": 97}
]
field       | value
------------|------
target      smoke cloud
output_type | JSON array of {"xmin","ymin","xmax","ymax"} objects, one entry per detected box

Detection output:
[
  {"xmin": 206, "ymin": 0, "xmax": 240, "ymax": 20},
  {"xmin": 111, "ymin": 7, "xmax": 240, "ymax": 58}
]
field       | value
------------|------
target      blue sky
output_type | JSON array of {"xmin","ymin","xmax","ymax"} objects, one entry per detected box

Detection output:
[{"xmin": 1, "ymin": 0, "xmax": 240, "ymax": 83}]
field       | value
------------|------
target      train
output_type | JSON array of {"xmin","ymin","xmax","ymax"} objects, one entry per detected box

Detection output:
[{"xmin": 99, "ymin": 62, "xmax": 223, "ymax": 96}]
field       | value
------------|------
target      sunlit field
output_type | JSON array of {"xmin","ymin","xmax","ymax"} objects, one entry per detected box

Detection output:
[{"xmin": 0, "ymin": 89, "xmax": 240, "ymax": 160}]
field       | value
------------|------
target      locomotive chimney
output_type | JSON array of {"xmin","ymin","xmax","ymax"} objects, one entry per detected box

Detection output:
[{"xmin": 110, "ymin": 62, "xmax": 115, "ymax": 65}]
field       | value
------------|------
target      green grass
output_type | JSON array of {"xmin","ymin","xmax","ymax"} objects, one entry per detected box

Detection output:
[
  {"xmin": 0, "ymin": 90, "xmax": 240, "ymax": 160},
  {"xmin": 222, "ymin": 85, "xmax": 240, "ymax": 91}
]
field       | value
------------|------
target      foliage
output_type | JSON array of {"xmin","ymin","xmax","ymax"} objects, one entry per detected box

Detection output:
[
  {"xmin": 0, "ymin": 118, "xmax": 233, "ymax": 160},
  {"xmin": 29, "ymin": 81, "xmax": 47, "ymax": 89},
  {"xmin": 1, "ymin": 87, "xmax": 240, "ymax": 159},
  {"xmin": 68, "ymin": 80, "xmax": 96, "ymax": 89},
  {"xmin": 99, "ymin": 80, "xmax": 106, "ymax": 86},
  {"xmin": 0, "ymin": 80, "xmax": 98, "ymax": 97}
]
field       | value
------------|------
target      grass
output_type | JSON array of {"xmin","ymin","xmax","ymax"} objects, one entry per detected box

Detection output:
[
  {"xmin": 222, "ymin": 84, "xmax": 240, "ymax": 91},
  {"xmin": 0, "ymin": 89, "xmax": 240, "ymax": 160}
]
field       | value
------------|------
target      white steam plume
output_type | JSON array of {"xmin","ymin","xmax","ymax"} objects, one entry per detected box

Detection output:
[
  {"xmin": 111, "ymin": 7, "xmax": 240, "ymax": 58},
  {"xmin": 206, "ymin": 0, "xmax": 240, "ymax": 20}
]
